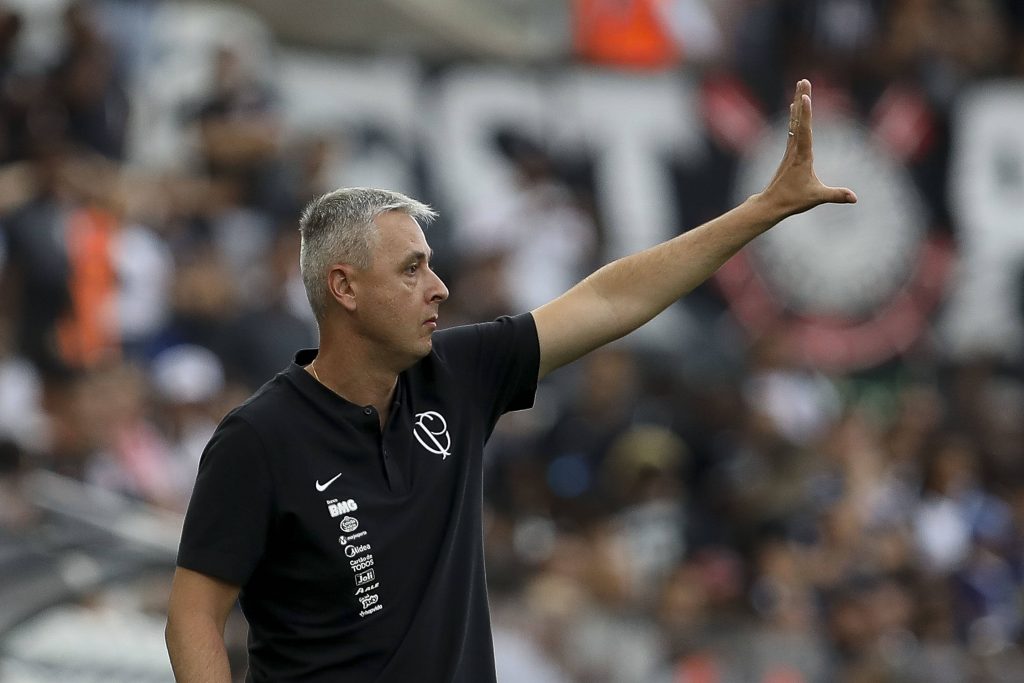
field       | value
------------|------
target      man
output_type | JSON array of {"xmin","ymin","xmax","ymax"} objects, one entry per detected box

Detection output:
[{"xmin": 165, "ymin": 80, "xmax": 856, "ymax": 682}]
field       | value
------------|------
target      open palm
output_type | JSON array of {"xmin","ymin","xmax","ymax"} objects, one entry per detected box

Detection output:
[{"xmin": 761, "ymin": 80, "xmax": 858, "ymax": 218}]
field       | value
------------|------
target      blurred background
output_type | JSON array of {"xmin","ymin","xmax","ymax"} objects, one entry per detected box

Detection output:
[{"xmin": 0, "ymin": 0, "xmax": 1023, "ymax": 681}]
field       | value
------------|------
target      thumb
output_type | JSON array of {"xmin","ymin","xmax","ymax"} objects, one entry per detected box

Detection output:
[{"xmin": 821, "ymin": 185, "xmax": 858, "ymax": 204}]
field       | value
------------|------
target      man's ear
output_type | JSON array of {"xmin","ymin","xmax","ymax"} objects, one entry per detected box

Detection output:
[{"xmin": 328, "ymin": 264, "xmax": 358, "ymax": 312}]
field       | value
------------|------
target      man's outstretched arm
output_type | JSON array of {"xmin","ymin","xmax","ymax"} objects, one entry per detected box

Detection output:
[{"xmin": 532, "ymin": 79, "xmax": 857, "ymax": 379}]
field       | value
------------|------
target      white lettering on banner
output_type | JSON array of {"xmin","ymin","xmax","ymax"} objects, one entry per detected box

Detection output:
[
  {"xmin": 355, "ymin": 569, "xmax": 375, "ymax": 586},
  {"xmin": 358, "ymin": 594, "xmax": 379, "ymax": 609},
  {"xmin": 943, "ymin": 83, "xmax": 1024, "ymax": 357},
  {"xmin": 339, "ymin": 516, "xmax": 359, "ymax": 533},
  {"xmin": 355, "ymin": 583, "xmax": 379, "ymax": 595},
  {"xmin": 126, "ymin": 4, "xmax": 267, "ymax": 168},
  {"xmin": 132, "ymin": 13, "xmax": 1024, "ymax": 361},
  {"xmin": 426, "ymin": 68, "xmax": 704, "ymax": 346},
  {"xmin": 425, "ymin": 67, "xmax": 548, "ymax": 227},
  {"xmin": 556, "ymin": 71, "xmax": 704, "ymax": 261},
  {"xmin": 276, "ymin": 54, "xmax": 420, "ymax": 192}
]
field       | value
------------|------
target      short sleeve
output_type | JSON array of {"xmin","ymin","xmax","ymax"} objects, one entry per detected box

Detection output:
[
  {"xmin": 177, "ymin": 412, "xmax": 274, "ymax": 586},
  {"xmin": 432, "ymin": 313, "xmax": 540, "ymax": 431}
]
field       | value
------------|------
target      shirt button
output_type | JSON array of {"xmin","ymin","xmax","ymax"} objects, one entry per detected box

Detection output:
[{"xmin": 363, "ymin": 407, "xmax": 373, "ymax": 415}]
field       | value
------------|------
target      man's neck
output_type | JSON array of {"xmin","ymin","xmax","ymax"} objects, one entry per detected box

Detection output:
[{"xmin": 310, "ymin": 336, "xmax": 401, "ymax": 428}]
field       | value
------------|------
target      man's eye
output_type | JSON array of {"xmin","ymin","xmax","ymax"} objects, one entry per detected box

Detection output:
[{"xmin": 406, "ymin": 264, "xmax": 418, "ymax": 274}]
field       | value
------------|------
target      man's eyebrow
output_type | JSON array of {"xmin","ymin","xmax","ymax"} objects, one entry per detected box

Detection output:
[{"xmin": 408, "ymin": 249, "xmax": 433, "ymax": 262}]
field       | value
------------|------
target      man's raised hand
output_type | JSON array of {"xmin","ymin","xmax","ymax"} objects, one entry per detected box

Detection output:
[{"xmin": 758, "ymin": 79, "xmax": 858, "ymax": 219}]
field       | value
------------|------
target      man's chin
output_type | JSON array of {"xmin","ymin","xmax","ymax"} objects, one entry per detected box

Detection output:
[{"xmin": 411, "ymin": 336, "xmax": 433, "ymax": 359}]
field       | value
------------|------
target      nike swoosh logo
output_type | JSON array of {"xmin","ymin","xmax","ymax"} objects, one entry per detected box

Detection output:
[{"xmin": 315, "ymin": 472, "xmax": 343, "ymax": 492}]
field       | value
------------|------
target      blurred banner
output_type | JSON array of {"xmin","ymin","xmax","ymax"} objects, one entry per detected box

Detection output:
[{"xmin": 125, "ymin": 3, "xmax": 1024, "ymax": 370}]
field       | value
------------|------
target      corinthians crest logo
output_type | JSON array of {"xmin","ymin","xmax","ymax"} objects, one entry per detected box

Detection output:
[{"xmin": 413, "ymin": 411, "xmax": 451, "ymax": 460}]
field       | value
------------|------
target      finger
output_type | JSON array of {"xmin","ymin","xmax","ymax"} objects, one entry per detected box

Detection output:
[
  {"xmin": 788, "ymin": 80, "xmax": 810, "ymax": 137},
  {"xmin": 796, "ymin": 93, "xmax": 813, "ymax": 155},
  {"xmin": 790, "ymin": 80, "xmax": 803, "ymax": 120},
  {"xmin": 788, "ymin": 96, "xmax": 800, "ymax": 136},
  {"xmin": 821, "ymin": 184, "xmax": 858, "ymax": 204}
]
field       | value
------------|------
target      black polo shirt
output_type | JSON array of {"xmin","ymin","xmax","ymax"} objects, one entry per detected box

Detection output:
[{"xmin": 177, "ymin": 313, "xmax": 539, "ymax": 682}]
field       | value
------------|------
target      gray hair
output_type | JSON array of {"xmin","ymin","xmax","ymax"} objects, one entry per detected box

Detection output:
[{"xmin": 298, "ymin": 187, "xmax": 438, "ymax": 321}]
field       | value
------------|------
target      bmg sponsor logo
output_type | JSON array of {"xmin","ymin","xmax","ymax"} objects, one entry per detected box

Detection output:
[{"xmin": 327, "ymin": 499, "xmax": 358, "ymax": 518}]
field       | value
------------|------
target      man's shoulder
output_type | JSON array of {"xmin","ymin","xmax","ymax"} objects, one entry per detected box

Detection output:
[
  {"xmin": 431, "ymin": 313, "xmax": 536, "ymax": 353},
  {"xmin": 222, "ymin": 371, "xmax": 301, "ymax": 433}
]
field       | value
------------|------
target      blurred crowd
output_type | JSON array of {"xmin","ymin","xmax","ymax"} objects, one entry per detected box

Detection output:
[{"xmin": 1, "ymin": 1, "xmax": 1024, "ymax": 682}]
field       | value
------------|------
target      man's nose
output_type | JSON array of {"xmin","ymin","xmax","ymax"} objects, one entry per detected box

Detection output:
[{"xmin": 429, "ymin": 268, "xmax": 449, "ymax": 303}]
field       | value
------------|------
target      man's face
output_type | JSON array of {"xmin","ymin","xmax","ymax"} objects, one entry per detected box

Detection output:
[{"xmin": 350, "ymin": 211, "xmax": 449, "ymax": 368}]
